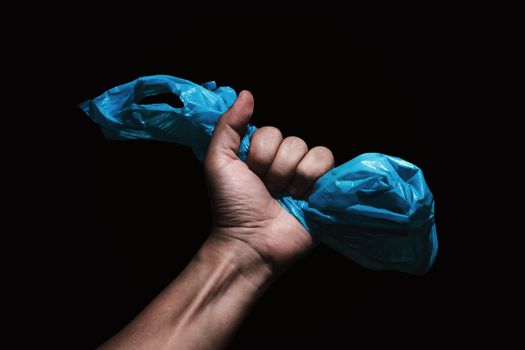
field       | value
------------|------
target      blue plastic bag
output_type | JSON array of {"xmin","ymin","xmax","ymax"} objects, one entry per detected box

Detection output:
[{"xmin": 80, "ymin": 75, "xmax": 437, "ymax": 274}]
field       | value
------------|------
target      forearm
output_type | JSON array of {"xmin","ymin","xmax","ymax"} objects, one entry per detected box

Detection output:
[{"xmin": 98, "ymin": 232, "xmax": 274, "ymax": 350}]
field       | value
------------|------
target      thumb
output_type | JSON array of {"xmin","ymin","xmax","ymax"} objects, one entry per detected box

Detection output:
[{"xmin": 206, "ymin": 90, "xmax": 254, "ymax": 164}]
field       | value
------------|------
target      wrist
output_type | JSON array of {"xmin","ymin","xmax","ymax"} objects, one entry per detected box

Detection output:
[{"xmin": 201, "ymin": 230, "xmax": 275, "ymax": 297}]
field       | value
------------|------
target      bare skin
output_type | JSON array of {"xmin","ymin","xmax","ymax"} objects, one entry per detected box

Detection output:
[{"xmin": 98, "ymin": 91, "xmax": 335, "ymax": 350}]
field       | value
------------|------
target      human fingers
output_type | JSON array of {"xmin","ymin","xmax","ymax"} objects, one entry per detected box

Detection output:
[
  {"xmin": 265, "ymin": 136, "xmax": 308, "ymax": 193},
  {"xmin": 287, "ymin": 146, "xmax": 335, "ymax": 198},
  {"xmin": 245, "ymin": 126, "xmax": 283, "ymax": 178}
]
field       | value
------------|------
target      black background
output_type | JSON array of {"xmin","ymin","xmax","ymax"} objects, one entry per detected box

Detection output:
[{"xmin": 25, "ymin": 7, "xmax": 463, "ymax": 349}]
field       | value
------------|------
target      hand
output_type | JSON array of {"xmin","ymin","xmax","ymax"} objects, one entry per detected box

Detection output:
[
  {"xmin": 97, "ymin": 90, "xmax": 336, "ymax": 350},
  {"xmin": 204, "ymin": 91, "xmax": 335, "ymax": 272}
]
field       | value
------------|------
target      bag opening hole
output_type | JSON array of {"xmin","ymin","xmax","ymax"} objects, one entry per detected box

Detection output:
[{"xmin": 138, "ymin": 93, "xmax": 184, "ymax": 108}]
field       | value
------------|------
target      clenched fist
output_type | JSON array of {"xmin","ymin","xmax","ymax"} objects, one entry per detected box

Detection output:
[{"xmin": 204, "ymin": 91, "xmax": 335, "ymax": 271}]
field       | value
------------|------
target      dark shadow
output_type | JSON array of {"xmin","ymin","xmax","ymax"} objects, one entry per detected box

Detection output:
[{"xmin": 139, "ymin": 93, "xmax": 184, "ymax": 108}]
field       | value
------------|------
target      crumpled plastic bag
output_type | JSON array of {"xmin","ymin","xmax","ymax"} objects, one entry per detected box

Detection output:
[{"xmin": 80, "ymin": 75, "xmax": 438, "ymax": 274}]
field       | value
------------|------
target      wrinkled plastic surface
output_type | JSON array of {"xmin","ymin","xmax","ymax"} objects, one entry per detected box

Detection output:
[{"xmin": 80, "ymin": 75, "xmax": 437, "ymax": 274}]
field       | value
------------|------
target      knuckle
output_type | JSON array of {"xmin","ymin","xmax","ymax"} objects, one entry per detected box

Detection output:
[
  {"xmin": 311, "ymin": 146, "xmax": 335, "ymax": 166},
  {"xmin": 295, "ymin": 147, "xmax": 335, "ymax": 179},
  {"xmin": 283, "ymin": 136, "xmax": 308, "ymax": 153},
  {"xmin": 252, "ymin": 127, "xmax": 282, "ymax": 147},
  {"xmin": 249, "ymin": 127, "xmax": 282, "ymax": 163},
  {"xmin": 257, "ymin": 126, "xmax": 282, "ymax": 140}
]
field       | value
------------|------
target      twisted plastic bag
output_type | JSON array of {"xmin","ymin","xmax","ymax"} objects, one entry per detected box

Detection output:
[{"xmin": 80, "ymin": 75, "xmax": 438, "ymax": 274}]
